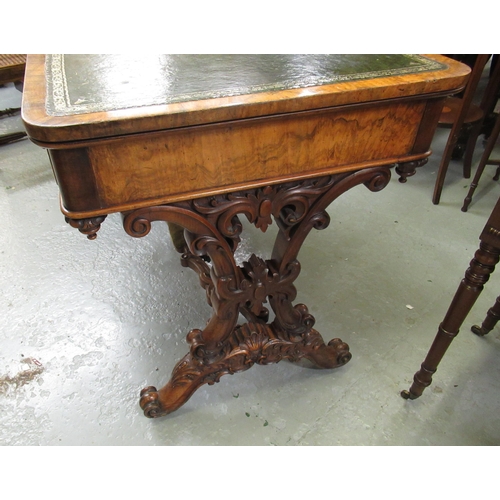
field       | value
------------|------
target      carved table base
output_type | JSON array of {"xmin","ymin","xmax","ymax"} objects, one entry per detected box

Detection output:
[
  {"xmin": 123, "ymin": 166, "xmax": 395, "ymax": 417},
  {"xmin": 72, "ymin": 165, "xmax": 397, "ymax": 417},
  {"xmin": 139, "ymin": 325, "xmax": 351, "ymax": 418}
]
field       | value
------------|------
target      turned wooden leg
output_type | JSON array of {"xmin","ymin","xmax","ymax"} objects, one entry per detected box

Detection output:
[
  {"xmin": 65, "ymin": 215, "xmax": 107, "ymax": 239},
  {"xmin": 395, "ymin": 158, "xmax": 428, "ymax": 183},
  {"xmin": 462, "ymin": 112, "xmax": 500, "ymax": 212},
  {"xmin": 402, "ymin": 241, "xmax": 500, "ymax": 400},
  {"xmin": 471, "ymin": 295, "xmax": 500, "ymax": 336},
  {"xmin": 451, "ymin": 123, "xmax": 473, "ymax": 162},
  {"xmin": 462, "ymin": 122, "xmax": 482, "ymax": 179},
  {"xmin": 462, "ymin": 160, "xmax": 489, "ymax": 213},
  {"xmin": 493, "ymin": 166, "xmax": 500, "ymax": 182}
]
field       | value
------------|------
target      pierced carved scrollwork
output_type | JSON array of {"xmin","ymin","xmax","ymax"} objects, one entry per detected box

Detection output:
[
  {"xmin": 188, "ymin": 173, "xmax": 361, "ymax": 251},
  {"xmin": 122, "ymin": 166, "xmax": 393, "ymax": 417}
]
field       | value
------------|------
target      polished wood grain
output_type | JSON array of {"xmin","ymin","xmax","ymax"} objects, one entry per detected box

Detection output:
[
  {"xmin": 55, "ymin": 100, "xmax": 426, "ymax": 215},
  {"xmin": 22, "ymin": 55, "xmax": 469, "ymax": 218},
  {"xmin": 23, "ymin": 54, "xmax": 468, "ymax": 143},
  {"xmin": 21, "ymin": 55, "xmax": 471, "ymax": 417}
]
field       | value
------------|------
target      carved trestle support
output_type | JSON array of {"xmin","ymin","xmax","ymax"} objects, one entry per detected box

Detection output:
[{"xmin": 120, "ymin": 166, "xmax": 393, "ymax": 417}]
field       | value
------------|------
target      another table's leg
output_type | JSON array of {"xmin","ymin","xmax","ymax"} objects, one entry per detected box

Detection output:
[
  {"xmin": 401, "ymin": 241, "xmax": 500, "ymax": 400},
  {"xmin": 123, "ymin": 166, "xmax": 393, "ymax": 417},
  {"xmin": 471, "ymin": 295, "xmax": 500, "ymax": 336}
]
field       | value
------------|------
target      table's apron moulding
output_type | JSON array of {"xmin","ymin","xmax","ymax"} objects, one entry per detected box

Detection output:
[{"xmin": 47, "ymin": 96, "xmax": 437, "ymax": 219}]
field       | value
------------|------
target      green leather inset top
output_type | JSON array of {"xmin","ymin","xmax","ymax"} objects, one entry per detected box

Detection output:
[{"xmin": 45, "ymin": 54, "xmax": 445, "ymax": 116}]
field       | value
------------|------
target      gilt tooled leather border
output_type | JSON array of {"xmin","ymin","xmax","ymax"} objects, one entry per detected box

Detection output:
[{"xmin": 45, "ymin": 54, "xmax": 445, "ymax": 117}]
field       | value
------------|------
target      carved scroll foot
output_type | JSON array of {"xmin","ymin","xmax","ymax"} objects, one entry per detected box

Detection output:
[
  {"xmin": 299, "ymin": 336, "xmax": 352, "ymax": 368},
  {"xmin": 140, "ymin": 323, "xmax": 351, "ymax": 417},
  {"xmin": 139, "ymin": 386, "xmax": 162, "ymax": 418},
  {"xmin": 139, "ymin": 362, "xmax": 210, "ymax": 418},
  {"xmin": 140, "ymin": 378, "xmax": 208, "ymax": 418}
]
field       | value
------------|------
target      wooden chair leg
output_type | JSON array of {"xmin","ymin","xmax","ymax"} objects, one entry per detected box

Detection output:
[
  {"xmin": 462, "ymin": 154, "xmax": 492, "ymax": 212},
  {"xmin": 471, "ymin": 295, "xmax": 500, "ymax": 336},
  {"xmin": 433, "ymin": 55, "xmax": 490, "ymax": 205},
  {"xmin": 462, "ymin": 112, "xmax": 500, "ymax": 212},
  {"xmin": 463, "ymin": 121, "xmax": 483, "ymax": 179},
  {"xmin": 401, "ymin": 241, "xmax": 500, "ymax": 399},
  {"xmin": 433, "ymin": 129, "xmax": 460, "ymax": 205},
  {"xmin": 494, "ymin": 166, "xmax": 500, "ymax": 181}
]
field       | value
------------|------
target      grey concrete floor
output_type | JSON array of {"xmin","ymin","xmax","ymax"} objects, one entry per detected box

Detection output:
[{"xmin": 1, "ymin": 78, "xmax": 500, "ymax": 446}]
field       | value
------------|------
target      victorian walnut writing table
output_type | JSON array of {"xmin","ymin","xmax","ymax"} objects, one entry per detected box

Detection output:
[{"xmin": 22, "ymin": 55, "xmax": 469, "ymax": 418}]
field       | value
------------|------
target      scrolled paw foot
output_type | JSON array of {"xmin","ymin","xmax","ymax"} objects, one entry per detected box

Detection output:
[
  {"xmin": 139, "ymin": 386, "xmax": 163, "ymax": 418},
  {"xmin": 328, "ymin": 338, "xmax": 352, "ymax": 365}
]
